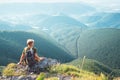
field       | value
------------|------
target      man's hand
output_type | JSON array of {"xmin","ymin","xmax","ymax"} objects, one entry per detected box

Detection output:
[
  {"xmin": 39, "ymin": 57, "xmax": 45, "ymax": 61},
  {"xmin": 17, "ymin": 62, "xmax": 22, "ymax": 65}
]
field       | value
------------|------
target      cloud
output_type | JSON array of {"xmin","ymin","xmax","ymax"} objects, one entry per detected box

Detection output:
[
  {"xmin": 0, "ymin": 0, "xmax": 80, "ymax": 3},
  {"xmin": 0, "ymin": 0, "xmax": 119, "ymax": 11},
  {"xmin": 79, "ymin": 0, "xmax": 120, "ymax": 11}
]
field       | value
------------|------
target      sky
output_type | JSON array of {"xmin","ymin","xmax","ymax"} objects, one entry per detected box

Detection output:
[
  {"xmin": 0, "ymin": 0, "xmax": 119, "ymax": 4},
  {"xmin": 0, "ymin": 0, "xmax": 119, "ymax": 11}
]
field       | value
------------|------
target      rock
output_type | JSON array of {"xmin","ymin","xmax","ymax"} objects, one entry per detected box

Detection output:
[
  {"xmin": 36, "ymin": 58, "xmax": 58, "ymax": 68},
  {"xmin": 0, "ymin": 72, "xmax": 1, "ymax": 76},
  {"xmin": 27, "ymin": 58, "xmax": 59, "ymax": 73},
  {"xmin": 17, "ymin": 75, "xmax": 36, "ymax": 80},
  {"xmin": 58, "ymin": 75, "xmax": 71, "ymax": 80},
  {"xmin": 0, "ymin": 75, "xmax": 37, "ymax": 80},
  {"xmin": 0, "ymin": 76, "xmax": 1, "ymax": 78}
]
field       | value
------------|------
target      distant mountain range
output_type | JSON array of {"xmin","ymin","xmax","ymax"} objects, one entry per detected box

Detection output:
[
  {"xmin": 0, "ymin": 20, "xmax": 31, "ymax": 31},
  {"xmin": 79, "ymin": 13, "xmax": 120, "ymax": 28},
  {"xmin": 39, "ymin": 15, "xmax": 87, "ymax": 28}
]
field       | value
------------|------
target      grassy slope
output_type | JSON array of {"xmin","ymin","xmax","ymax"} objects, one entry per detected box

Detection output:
[
  {"xmin": 0, "ymin": 31, "xmax": 74, "ymax": 65},
  {"xmin": 0, "ymin": 66, "xmax": 5, "ymax": 74},
  {"xmin": 67, "ymin": 58, "xmax": 112, "ymax": 75}
]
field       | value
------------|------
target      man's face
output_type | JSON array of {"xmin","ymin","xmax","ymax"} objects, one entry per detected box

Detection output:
[{"xmin": 28, "ymin": 42, "xmax": 34, "ymax": 47}]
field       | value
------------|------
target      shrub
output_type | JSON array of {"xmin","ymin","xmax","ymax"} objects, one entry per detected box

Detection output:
[
  {"xmin": 36, "ymin": 72, "xmax": 46, "ymax": 80},
  {"xmin": 100, "ymin": 73, "xmax": 108, "ymax": 80},
  {"xmin": 0, "ymin": 66, "xmax": 5, "ymax": 73},
  {"xmin": 2, "ymin": 63, "xmax": 26, "ymax": 76},
  {"xmin": 49, "ymin": 64, "xmax": 80, "ymax": 74}
]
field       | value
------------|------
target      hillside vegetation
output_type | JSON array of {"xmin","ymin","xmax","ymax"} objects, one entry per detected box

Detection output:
[
  {"xmin": 78, "ymin": 29, "xmax": 120, "ymax": 69},
  {"xmin": 0, "ymin": 31, "xmax": 74, "ymax": 65},
  {"xmin": 41, "ymin": 26, "xmax": 120, "ymax": 69}
]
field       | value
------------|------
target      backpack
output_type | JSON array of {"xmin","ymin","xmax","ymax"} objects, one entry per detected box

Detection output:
[{"xmin": 24, "ymin": 48, "xmax": 37, "ymax": 67}]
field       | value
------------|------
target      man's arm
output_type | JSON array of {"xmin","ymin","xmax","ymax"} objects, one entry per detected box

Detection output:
[
  {"xmin": 34, "ymin": 48, "xmax": 44, "ymax": 61},
  {"xmin": 34, "ymin": 53, "xmax": 40, "ymax": 61},
  {"xmin": 35, "ymin": 53, "xmax": 44, "ymax": 61},
  {"xmin": 20, "ymin": 53, "xmax": 25, "ymax": 62},
  {"xmin": 19, "ymin": 53, "xmax": 25, "ymax": 64}
]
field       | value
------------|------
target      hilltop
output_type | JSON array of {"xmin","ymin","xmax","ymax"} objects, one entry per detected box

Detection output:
[{"xmin": 0, "ymin": 61, "xmax": 108, "ymax": 80}]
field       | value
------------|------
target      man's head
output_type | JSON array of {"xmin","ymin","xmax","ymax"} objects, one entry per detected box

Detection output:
[{"xmin": 27, "ymin": 39, "xmax": 34, "ymax": 48}]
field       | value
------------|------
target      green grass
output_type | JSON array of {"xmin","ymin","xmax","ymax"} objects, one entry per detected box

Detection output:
[
  {"xmin": 49, "ymin": 64, "xmax": 80, "ymax": 74},
  {"xmin": 0, "ymin": 66, "xmax": 5, "ymax": 73},
  {"xmin": 45, "ymin": 77, "xmax": 58, "ymax": 80},
  {"xmin": 67, "ymin": 58, "xmax": 112, "ymax": 75},
  {"xmin": 48, "ymin": 64, "xmax": 108, "ymax": 80},
  {"xmin": 36, "ymin": 72, "xmax": 46, "ymax": 80},
  {"xmin": 67, "ymin": 58, "xmax": 120, "ymax": 78}
]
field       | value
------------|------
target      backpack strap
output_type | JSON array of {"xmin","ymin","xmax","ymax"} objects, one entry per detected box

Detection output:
[
  {"xmin": 32, "ymin": 47, "xmax": 36, "ymax": 55},
  {"xmin": 24, "ymin": 47, "xmax": 28, "ymax": 54}
]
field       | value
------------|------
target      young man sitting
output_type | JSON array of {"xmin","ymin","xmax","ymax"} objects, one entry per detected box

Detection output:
[{"xmin": 18, "ymin": 39, "xmax": 44, "ymax": 68}]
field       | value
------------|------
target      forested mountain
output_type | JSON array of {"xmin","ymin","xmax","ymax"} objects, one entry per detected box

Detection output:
[
  {"xmin": 43, "ymin": 28, "xmax": 120, "ymax": 69},
  {"xmin": 77, "ymin": 29, "xmax": 120, "ymax": 69}
]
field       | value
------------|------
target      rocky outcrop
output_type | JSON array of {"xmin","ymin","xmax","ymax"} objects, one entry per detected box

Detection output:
[
  {"xmin": 27, "ymin": 57, "xmax": 59, "ymax": 73},
  {"xmin": 0, "ymin": 75, "xmax": 37, "ymax": 80},
  {"xmin": 0, "ymin": 57, "xmax": 59, "ymax": 80}
]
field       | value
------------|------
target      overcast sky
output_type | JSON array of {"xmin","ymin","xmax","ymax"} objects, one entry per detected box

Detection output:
[
  {"xmin": 0, "ymin": 0, "xmax": 119, "ymax": 11},
  {"xmin": 0, "ymin": 0, "xmax": 119, "ymax": 3}
]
